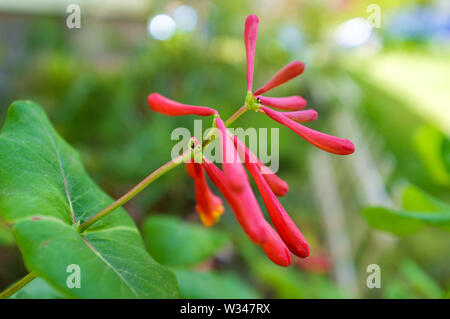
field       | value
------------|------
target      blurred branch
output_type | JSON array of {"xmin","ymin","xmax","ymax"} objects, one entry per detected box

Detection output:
[
  {"xmin": 309, "ymin": 149, "xmax": 359, "ymax": 298},
  {"xmin": 334, "ymin": 110, "xmax": 397, "ymax": 269}
]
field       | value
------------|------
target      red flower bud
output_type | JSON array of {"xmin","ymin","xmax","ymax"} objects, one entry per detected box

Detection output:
[
  {"xmin": 261, "ymin": 105, "xmax": 355, "ymax": 155},
  {"xmin": 244, "ymin": 14, "xmax": 259, "ymax": 92},
  {"xmin": 257, "ymin": 95, "xmax": 307, "ymax": 111},
  {"xmin": 253, "ymin": 61, "xmax": 305, "ymax": 96},
  {"xmin": 272, "ymin": 109, "xmax": 318, "ymax": 123},
  {"xmin": 215, "ymin": 117, "xmax": 248, "ymax": 193},
  {"xmin": 186, "ymin": 161, "xmax": 224, "ymax": 227},
  {"xmin": 148, "ymin": 93, "xmax": 217, "ymax": 117},
  {"xmin": 233, "ymin": 135, "xmax": 310, "ymax": 258}
]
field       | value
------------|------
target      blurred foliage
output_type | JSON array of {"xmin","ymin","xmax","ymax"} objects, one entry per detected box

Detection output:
[
  {"xmin": 363, "ymin": 185, "xmax": 450, "ymax": 235},
  {"xmin": 174, "ymin": 269, "xmax": 261, "ymax": 299},
  {"xmin": 142, "ymin": 216, "xmax": 230, "ymax": 267},
  {"xmin": 413, "ymin": 125, "xmax": 450, "ymax": 186},
  {"xmin": 0, "ymin": 0, "xmax": 449, "ymax": 298}
]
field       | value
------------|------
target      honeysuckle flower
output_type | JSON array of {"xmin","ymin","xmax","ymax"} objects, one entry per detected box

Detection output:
[
  {"xmin": 230, "ymin": 132, "xmax": 289, "ymax": 197},
  {"xmin": 141, "ymin": 14, "xmax": 356, "ymax": 267},
  {"xmin": 261, "ymin": 224, "xmax": 292, "ymax": 267},
  {"xmin": 186, "ymin": 160, "xmax": 224, "ymax": 227},
  {"xmin": 147, "ymin": 93, "xmax": 217, "ymax": 116},
  {"xmin": 261, "ymin": 105, "xmax": 355, "ymax": 155},
  {"xmin": 258, "ymin": 163, "xmax": 289, "ymax": 197},
  {"xmin": 243, "ymin": 14, "xmax": 355, "ymax": 156},
  {"xmin": 253, "ymin": 61, "xmax": 306, "ymax": 96},
  {"xmin": 269, "ymin": 109, "xmax": 318, "ymax": 123},
  {"xmin": 256, "ymin": 95, "xmax": 307, "ymax": 111},
  {"xmin": 233, "ymin": 135, "xmax": 310, "ymax": 258},
  {"xmin": 244, "ymin": 14, "xmax": 259, "ymax": 92},
  {"xmin": 202, "ymin": 157, "xmax": 291, "ymax": 266},
  {"xmin": 215, "ymin": 117, "xmax": 248, "ymax": 193}
]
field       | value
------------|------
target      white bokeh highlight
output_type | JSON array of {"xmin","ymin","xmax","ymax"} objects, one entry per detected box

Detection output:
[
  {"xmin": 334, "ymin": 18, "xmax": 373, "ymax": 48},
  {"xmin": 148, "ymin": 14, "xmax": 176, "ymax": 41},
  {"xmin": 173, "ymin": 5, "xmax": 198, "ymax": 32}
]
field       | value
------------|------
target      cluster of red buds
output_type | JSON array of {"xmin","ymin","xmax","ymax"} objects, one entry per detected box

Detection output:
[{"xmin": 147, "ymin": 14, "xmax": 355, "ymax": 266}]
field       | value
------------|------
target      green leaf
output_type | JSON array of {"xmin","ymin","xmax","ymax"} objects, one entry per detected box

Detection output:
[
  {"xmin": 173, "ymin": 269, "xmax": 260, "ymax": 299},
  {"xmin": 413, "ymin": 125, "xmax": 450, "ymax": 185},
  {"xmin": 383, "ymin": 280, "xmax": 420, "ymax": 299},
  {"xmin": 236, "ymin": 238, "xmax": 344, "ymax": 299},
  {"xmin": 400, "ymin": 261, "xmax": 444, "ymax": 299},
  {"xmin": 10, "ymin": 277, "xmax": 63, "ymax": 299},
  {"xmin": 363, "ymin": 207, "xmax": 424, "ymax": 235},
  {"xmin": 0, "ymin": 219, "xmax": 14, "ymax": 245},
  {"xmin": 142, "ymin": 216, "xmax": 229, "ymax": 267},
  {"xmin": 443, "ymin": 137, "xmax": 450, "ymax": 173},
  {"xmin": 402, "ymin": 185, "xmax": 450, "ymax": 212},
  {"xmin": 0, "ymin": 101, "xmax": 178, "ymax": 298},
  {"xmin": 363, "ymin": 184, "xmax": 450, "ymax": 235},
  {"xmin": 362, "ymin": 207, "xmax": 450, "ymax": 235}
]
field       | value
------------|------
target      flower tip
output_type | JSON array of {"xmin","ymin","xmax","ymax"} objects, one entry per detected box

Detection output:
[
  {"xmin": 262, "ymin": 172, "xmax": 289, "ymax": 196},
  {"xmin": 340, "ymin": 139, "xmax": 355, "ymax": 155},
  {"xmin": 292, "ymin": 60, "xmax": 306, "ymax": 73},
  {"xmin": 198, "ymin": 203, "xmax": 225, "ymax": 227},
  {"xmin": 276, "ymin": 180, "xmax": 289, "ymax": 196},
  {"xmin": 261, "ymin": 226, "xmax": 292, "ymax": 267},
  {"xmin": 266, "ymin": 245, "xmax": 291, "ymax": 267},
  {"xmin": 246, "ymin": 14, "xmax": 259, "ymax": 25},
  {"xmin": 293, "ymin": 240, "xmax": 310, "ymax": 258},
  {"xmin": 147, "ymin": 92, "xmax": 159, "ymax": 107}
]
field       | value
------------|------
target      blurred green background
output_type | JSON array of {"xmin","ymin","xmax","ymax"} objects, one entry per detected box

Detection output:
[{"xmin": 0, "ymin": 0, "xmax": 449, "ymax": 298}]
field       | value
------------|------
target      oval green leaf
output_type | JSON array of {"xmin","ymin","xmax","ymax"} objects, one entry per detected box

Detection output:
[{"xmin": 0, "ymin": 101, "xmax": 179, "ymax": 298}]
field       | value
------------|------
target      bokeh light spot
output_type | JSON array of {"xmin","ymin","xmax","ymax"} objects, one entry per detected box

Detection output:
[
  {"xmin": 172, "ymin": 5, "xmax": 198, "ymax": 32},
  {"xmin": 148, "ymin": 14, "xmax": 176, "ymax": 41},
  {"xmin": 335, "ymin": 18, "xmax": 372, "ymax": 48}
]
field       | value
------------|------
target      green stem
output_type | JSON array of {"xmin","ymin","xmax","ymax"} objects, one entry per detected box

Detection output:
[
  {"xmin": 0, "ymin": 272, "xmax": 37, "ymax": 299},
  {"xmin": 78, "ymin": 149, "xmax": 192, "ymax": 233},
  {"xmin": 202, "ymin": 105, "xmax": 248, "ymax": 149},
  {"xmin": 1, "ymin": 103, "xmax": 252, "ymax": 297},
  {"xmin": 79, "ymin": 103, "xmax": 249, "ymax": 233},
  {"xmin": 224, "ymin": 104, "xmax": 247, "ymax": 127}
]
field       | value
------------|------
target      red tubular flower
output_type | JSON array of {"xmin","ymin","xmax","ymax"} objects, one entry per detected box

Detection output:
[
  {"xmin": 233, "ymin": 135, "xmax": 310, "ymax": 258},
  {"xmin": 273, "ymin": 109, "xmax": 318, "ymax": 123},
  {"xmin": 261, "ymin": 224, "xmax": 292, "ymax": 266},
  {"xmin": 147, "ymin": 93, "xmax": 217, "ymax": 117},
  {"xmin": 244, "ymin": 14, "xmax": 259, "ymax": 92},
  {"xmin": 261, "ymin": 105, "xmax": 355, "ymax": 155},
  {"xmin": 230, "ymin": 133, "xmax": 289, "ymax": 197},
  {"xmin": 201, "ymin": 158, "xmax": 267, "ymax": 244},
  {"xmin": 202, "ymin": 158, "xmax": 291, "ymax": 266},
  {"xmin": 215, "ymin": 117, "xmax": 248, "ymax": 193},
  {"xmin": 186, "ymin": 161, "xmax": 224, "ymax": 227},
  {"xmin": 142, "ymin": 14, "xmax": 356, "ymax": 267},
  {"xmin": 257, "ymin": 95, "xmax": 307, "ymax": 111},
  {"xmin": 258, "ymin": 165, "xmax": 289, "ymax": 197},
  {"xmin": 253, "ymin": 61, "xmax": 305, "ymax": 96}
]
